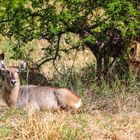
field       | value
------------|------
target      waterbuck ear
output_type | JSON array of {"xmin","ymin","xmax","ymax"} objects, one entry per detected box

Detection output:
[
  {"xmin": 18, "ymin": 60, "xmax": 26, "ymax": 72},
  {"xmin": 0, "ymin": 60, "xmax": 7, "ymax": 71},
  {"xmin": 0, "ymin": 53, "xmax": 4, "ymax": 60}
]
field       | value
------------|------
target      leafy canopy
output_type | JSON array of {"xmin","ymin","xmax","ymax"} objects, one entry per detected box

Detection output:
[{"xmin": 0, "ymin": 0, "xmax": 139, "ymax": 63}]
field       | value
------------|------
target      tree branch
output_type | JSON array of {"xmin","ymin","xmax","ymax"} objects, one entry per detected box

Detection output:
[{"xmin": 33, "ymin": 32, "xmax": 63, "ymax": 69}]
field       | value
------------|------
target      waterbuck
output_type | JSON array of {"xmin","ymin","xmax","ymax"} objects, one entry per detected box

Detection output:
[
  {"xmin": 127, "ymin": 54, "xmax": 140, "ymax": 79},
  {"xmin": 127, "ymin": 41, "xmax": 140, "ymax": 79},
  {"xmin": 0, "ymin": 58, "xmax": 82, "ymax": 111}
]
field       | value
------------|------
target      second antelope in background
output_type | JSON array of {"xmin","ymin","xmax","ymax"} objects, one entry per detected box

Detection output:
[
  {"xmin": 0, "ymin": 55, "xmax": 82, "ymax": 111},
  {"xmin": 127, "ymin": 41, "xmax": 140, "ymax": 78}
]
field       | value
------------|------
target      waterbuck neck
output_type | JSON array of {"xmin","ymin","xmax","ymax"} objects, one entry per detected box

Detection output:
[{"xmin": 3, "ymin": 78, "xmax": 20, "ymax": 106}]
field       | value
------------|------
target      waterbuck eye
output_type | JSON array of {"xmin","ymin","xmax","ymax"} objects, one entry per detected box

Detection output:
[{"xmin": 6, "ymin": 70, "xmax": 10, "ymax": 74}]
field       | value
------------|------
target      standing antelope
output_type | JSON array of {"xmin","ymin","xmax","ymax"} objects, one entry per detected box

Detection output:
[
  {"xmin": 129, "ymin": 41, "xmax": 140, "ymax": 61},
  {"xmin": 127, "ymin": 54, "xmax": 140, "ymax": 77},
  {"xmin": 127, "ymin": 41, "xmax": 140, "ymax": 79},
  {"xmin": 0, "ymin": 56, "xmax": 82, "ymax": 111}
]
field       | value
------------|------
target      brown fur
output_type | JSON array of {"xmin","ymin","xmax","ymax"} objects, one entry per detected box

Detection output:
[
  {"xmin": 127, "ymin": 41, "xmax": 140, "ymax": 78},
  {"xmin": 2, "ymin": 67, "xmax": 20, "ymax": 106},
  {"xmin": 132, "ymin": 61, "xmax": 140, "ymax": 77},
  {"xmin": 130, "ymin": 41, "xmax": 140, "ymax": 61},
  {"xmin": 128, "ymin": 55, "xmax": 140, "ymax": 75}
]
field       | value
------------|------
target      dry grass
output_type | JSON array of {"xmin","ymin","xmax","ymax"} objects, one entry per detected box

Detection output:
[
  {"xmin": 0, "ymin": 88, "xmax": 140, "ymax": 140},
  {"xmin": 0, "ymin": 80, "xmax": 140, "ymax": 140},
  {"xmin": 0, "ymin": 106, "xmax": 140, "ymax": 140}
]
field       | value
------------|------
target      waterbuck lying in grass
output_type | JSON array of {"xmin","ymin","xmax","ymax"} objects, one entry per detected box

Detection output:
[{"xmin": 0, "ymin": 58, "xmax": 82, "ymax": 111}]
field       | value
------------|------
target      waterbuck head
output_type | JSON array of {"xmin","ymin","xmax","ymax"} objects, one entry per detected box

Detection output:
[{"xmin": 0, "ymin": 58, "xmax": 26, "ymax": 88}]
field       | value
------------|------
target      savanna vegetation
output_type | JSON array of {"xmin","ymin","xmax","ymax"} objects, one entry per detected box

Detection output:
[{"xmin": 0, "ymin": 0, "xmax": 140, "ymax": 139}]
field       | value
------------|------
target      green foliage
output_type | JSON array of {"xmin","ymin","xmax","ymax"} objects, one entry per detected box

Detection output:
[
  {"xmin": 61, "ymin": 125, "xmax": 76, "ymax": 140},
  {"xmin": 0, "ymin": 0, "xmax": 139, "ymax": 42},
  {"xmin": 61, "ymin": 119, "xmax": 90, "ymax": 140},
  {"xmin": 0, "ymin": 0, "xmax": 139, "ymax": 70},
  {"xmin": 0, "ymin": 108, "xmax": 25, "ymax": 122},
  {"xmin": 0, "ymin": 126, "xmax": 11, "ymax": 138},
  {"xmin": 84, "ymin": 34, "xmax": 96, "ymax": 44},
  {"xmin": 106, "ymin": 0, "xmax": 139, "ymax": 37}
]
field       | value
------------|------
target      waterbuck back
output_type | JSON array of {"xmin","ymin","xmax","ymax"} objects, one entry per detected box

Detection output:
[
  {"xmin": 17, "ymin": 86, "xmax": 82, "ymax": 111},
  {"xmin": 0, "ymin": 57, "xmax": 82, "ymax": 111}
]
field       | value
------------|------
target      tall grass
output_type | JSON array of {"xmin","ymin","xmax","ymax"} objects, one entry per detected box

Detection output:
[{"xmin": 0, "ymin": 107, "xmax": 140, "ymax": 140}]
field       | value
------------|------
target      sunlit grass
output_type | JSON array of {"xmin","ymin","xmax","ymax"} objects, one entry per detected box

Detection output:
[{"xmin": 0, "ymin": 108, "xmax": 139, "ymax": 140}]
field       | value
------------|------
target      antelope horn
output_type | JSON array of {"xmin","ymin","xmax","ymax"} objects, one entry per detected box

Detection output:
[{"xmin": 0, "ymin": 60, "xmax": 7, "ymax": 71}]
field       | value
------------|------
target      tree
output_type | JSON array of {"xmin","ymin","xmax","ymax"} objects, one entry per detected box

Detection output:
[{"xmin": 0, "ymin": 0, "xmax": 140, "ymax": 78}]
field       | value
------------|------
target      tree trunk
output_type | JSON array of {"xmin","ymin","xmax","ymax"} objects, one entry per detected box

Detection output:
[{"xmin": 96, "ymin": 54, "xmax": 102, "ymax": 78}]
